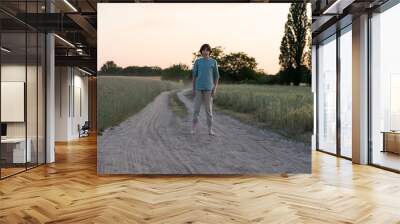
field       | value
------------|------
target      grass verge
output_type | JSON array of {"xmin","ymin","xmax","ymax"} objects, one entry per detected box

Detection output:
[
  {"xmin": 98, "ymin": 76, "xmax": 181, "ymax": 135},
  {"xmin": 168, "ymin": 90, "xmax": 188, "ymax": 118},
  {"xmin": 184, "ymin": 84, "xmax": 312, "ymax": 143}
]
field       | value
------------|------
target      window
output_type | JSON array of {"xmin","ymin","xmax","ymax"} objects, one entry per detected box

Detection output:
[
  {"xmin": 370, "ymin": 2, "xmax": 400, "ymax": 171},
  {"xmin": 339, "ymin": 26, "xmax": 352, "ymax": 158},
  {"xmin": 317, "ymin": 34, "xmax": 337, "ymax": 154}
]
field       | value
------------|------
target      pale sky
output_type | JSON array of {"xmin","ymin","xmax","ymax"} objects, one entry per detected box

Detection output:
[{"xmin": 98, "ymin": 3, "xmax": 293, "ymax": 74}]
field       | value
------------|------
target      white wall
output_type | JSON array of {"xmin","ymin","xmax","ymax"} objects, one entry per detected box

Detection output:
[
  {"xmin": 71, "ymin": 72, "xmax": 89, "ymax": 138},
  {"xmin": 1, "ymin": 65, "xmax": 37, "ymax": 137},
  {"xmin": 1, "ymin": 63, "xmax": 46, "ymax": 164},
  {"xmin": 55, "ymin": 66, "xmax": 70, "ymax": 141},
  {"xmin": 55, "ymin": 67, "xmax": 89, "ymax": 141},
  {"xmin": 1, "ymin": 65, "xmax": 26, "ymax": 137}
]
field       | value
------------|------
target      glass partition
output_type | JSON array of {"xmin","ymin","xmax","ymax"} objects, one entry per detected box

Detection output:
[
  {"xmin": 1, "ymin": 31, "xmax": 28, "ymax": 177},
  {"xmin": 0, "ymin": 2, "xmax": 46, "ymax": 179},
  {"xmin": 317, "ymin": 34, "xmax": 337, "ymax": 154},
  {"xmin": 27, "ymin": 30, "xmax": 38, "ymax": 169},
  {"xmin": 38, "ymin": 32, "xmax": 45, "ymax": 165},
  {"xmin": 370, "ymin": 3, "xmax": 400, "ymax": 171},
  {"xmin": 339, "ymin": 25, "xmax": 352, "ymax": 158}
]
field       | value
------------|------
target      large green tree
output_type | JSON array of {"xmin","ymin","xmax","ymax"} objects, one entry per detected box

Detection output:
[
  {"xmin": 100, "ymin": 61, "xmax": 122, "ymax": 74},
  {"xmin": 192, "ymin": 47, "xmax": 259, "ymax": 82},
  {"xmin": 192, "ymin": 46, "xmax": 225, "ymax": 64},
  {"xmin": 219, "ymin": 52, "xmax": 258, "ymax": 82},
  {"xmin": 279, "ymin": 2, "xmax": 311, "ymax": 85}
]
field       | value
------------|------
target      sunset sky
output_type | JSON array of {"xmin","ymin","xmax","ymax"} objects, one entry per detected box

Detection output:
[{"xmin": 98, "ymin": 3, "xmax": 299, "ymax": 74}]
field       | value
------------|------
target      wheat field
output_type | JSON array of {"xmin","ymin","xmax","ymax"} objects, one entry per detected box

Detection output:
[
  {"xmin": 97, "ymin": 76, "xmax": 181, "ymax": 133},
  {"xmin": 214, "ymin": 84, "xmax": 313, "ymax": 142},
  {"xmin": 97, "ymin": 76, "xmax": 312, "ymax": 142}
]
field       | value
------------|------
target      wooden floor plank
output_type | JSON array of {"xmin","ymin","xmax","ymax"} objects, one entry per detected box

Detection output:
[{"xmin": 0, "ymin": 135, "xmax": 399, "ymax": 223}]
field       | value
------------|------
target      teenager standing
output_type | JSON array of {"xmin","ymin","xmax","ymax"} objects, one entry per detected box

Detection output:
[{"xmin": 191, "ymin": 44, "xmax": 220, "ymax": 136}]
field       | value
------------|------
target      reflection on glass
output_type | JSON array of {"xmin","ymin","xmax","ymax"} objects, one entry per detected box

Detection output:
[
  {"xmin": 27, "ymin": 31, "xmax": 38, "ymax": 169},
  {"xmin": 1, "ymin": 32, "xmax": 27, "ymax": 177},
  {"xmin": 390, "ymin": 75, "xmax": 400, "ymax": 130},
  {"xmin": 0, "ymin": 2, "xmax": 46, "ymax": 179},
  {"xmin": 340, "ymin": 27, "xmax": 352, "ymax": 158},
  {"xmin": 38, "ymin": 33, "xmax": 46, "ymax": 165},
  {"xmin": 371, "ymin": 3, "xmax": 400, "ymax": 171},
  {"xmin": 318, "ymin": 35, "xmax": 337, "ymax": 154}
]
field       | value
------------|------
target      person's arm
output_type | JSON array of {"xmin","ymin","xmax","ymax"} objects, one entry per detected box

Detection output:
[
  {"xmin": 192, "ymin": 60, "xmax": 198, "ymax": 96},
  {"xmin": 212, "ymin": 60, "xmax": 220, "ymax": 97}
]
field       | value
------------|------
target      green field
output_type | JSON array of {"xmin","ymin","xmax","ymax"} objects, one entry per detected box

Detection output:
[
  {"xmin": 98, "ymin": 75, "xmax": 312, "ymax": 142},
  {"xmin": 97, "ymin": 76, "xmax": 181, "ymax": 134},
  {"xmin": 213, "ymin": 84, "xmax": 313, "ymax": 142}
]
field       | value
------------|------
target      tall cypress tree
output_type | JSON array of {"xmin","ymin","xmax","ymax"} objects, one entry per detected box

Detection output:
[{"xmin": 279, "ymin": 2, "xmax": 311, "ymax": 85}]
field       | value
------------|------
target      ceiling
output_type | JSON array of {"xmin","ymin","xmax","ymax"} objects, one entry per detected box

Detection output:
[
  {"xmin": 1, "ymin": 0, "xmax": 310, "ymax": 73},
  {"xmin": 311, "ymin": 0, "xmax": 390, "ymax": 43}
]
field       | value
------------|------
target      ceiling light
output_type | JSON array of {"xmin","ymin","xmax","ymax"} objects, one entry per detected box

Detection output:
[
  {"xmin": 1, "ymin": 47, "xmax": 11, "ymax": 53},
  {"xmin": 322, "ymin": 0, "xmax": 355, "ymax": 15},
  {"xmin": 54, "ymin": 34, "xmax": 75, "ymax": 48},
  {"xmin": 63, "ymin": 0, "xmax": 78, "ymax": 12},
  {"xmin": 323, "ymin": 0, "xmax": 341, "ymax": 14},
  {"xmin": 78, "ymin": 67, "xmax": 93, "ymax": 76}
]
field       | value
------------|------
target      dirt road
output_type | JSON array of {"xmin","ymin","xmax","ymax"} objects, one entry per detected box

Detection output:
[{"xmin": 97, "ymin": 89, "xmax": 310, "ymax": 174}]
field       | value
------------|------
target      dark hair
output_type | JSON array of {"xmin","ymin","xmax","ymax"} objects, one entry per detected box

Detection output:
[{"xmin": 199, "ymin": 44, "xmax": 212, "ymax": 54}]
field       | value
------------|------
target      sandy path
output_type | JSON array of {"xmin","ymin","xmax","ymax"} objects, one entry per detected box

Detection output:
[{"xmin": 97, "ymin": 89, "xmax": 310, "ymax": 174}]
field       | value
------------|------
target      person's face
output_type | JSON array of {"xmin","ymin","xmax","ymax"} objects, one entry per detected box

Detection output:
[{"xmin": 201, "ymin": 48, "xmax": 210, "ymax": 57}]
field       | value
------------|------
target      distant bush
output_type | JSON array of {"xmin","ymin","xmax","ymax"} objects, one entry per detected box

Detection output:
[
  {"xmin": 161, "ymin": 64, "xmax": 191, "ymax": 82},
  {"xmin": 99, "ymin": 53, "xmax": 312, "ymax": 86},
  {"xmin": 98, "ymin": 61, "xmax": 162, "ymax": 76},
  {"xmin": 275, "ymin": 66, "xmax": 311, "ymax": 86}
]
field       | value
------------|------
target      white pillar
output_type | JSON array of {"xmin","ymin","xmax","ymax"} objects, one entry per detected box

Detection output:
[
  {"xmin": 46, "ymin": 1, "xmax": 55, "ymax": 163},
  {"xmin": 55, "ymin": 67, "xmax": 73, "ymax": 141},
  {"xmin": 312, "ymin": 45, "xmax": 317, "ymax": 150},
  {"xmin": 46, "ymin": 33, "xmax": 55, "ymax": 163},
  {"xmin": 352, "ymin": 14, "xmax": 369, "ymax": 164}
]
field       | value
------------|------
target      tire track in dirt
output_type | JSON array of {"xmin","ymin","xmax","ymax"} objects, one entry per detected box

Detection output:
[{"xmin": 98, "ymin": 89, "xmax": 311, "ymax": 174}]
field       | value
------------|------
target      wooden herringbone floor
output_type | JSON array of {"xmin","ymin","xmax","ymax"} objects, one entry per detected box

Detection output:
[{"xmin": 1, "ymin": 135, "xmax": 400, "ymax": 224}]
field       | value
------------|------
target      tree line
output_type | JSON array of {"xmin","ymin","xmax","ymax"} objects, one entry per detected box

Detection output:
[
  {"xmin": 98, "ymin": 62, "xmax": 163, "ymax": 76},
  {"xmin": 99, "ymin": 2, "xmax": 311, "ymax": 86}
]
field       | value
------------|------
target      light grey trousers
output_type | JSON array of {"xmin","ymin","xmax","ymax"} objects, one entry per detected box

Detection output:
[{"xmin": 193, "ymin": 90, "xmax": 213, "ymax": 128}]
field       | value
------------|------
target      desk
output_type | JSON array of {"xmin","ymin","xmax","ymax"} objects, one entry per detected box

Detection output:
[
  {"xmin": 1, "ymin": 138, "xmax": 31, "ymax": 163},
  {"xmin": 381, "ymin": 131, "xmax": 400, "ymax": 154}
]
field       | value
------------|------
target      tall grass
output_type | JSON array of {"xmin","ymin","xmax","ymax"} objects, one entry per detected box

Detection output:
[
  {"xmin": 97, "ymin": 76, "xmax": 181, "ymax": 134},
  {"xmin": 214, "ymin": 84, "xmax": 313, "ymax": 142},
  {"xmin": 168, "ymin": 91, "xmax": 188, "ymax": 118}
]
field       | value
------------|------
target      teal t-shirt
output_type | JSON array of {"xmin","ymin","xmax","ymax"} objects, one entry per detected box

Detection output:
[{"xmin": 192, "ymin": 57, "xmax": 220, "ymax": 91}]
